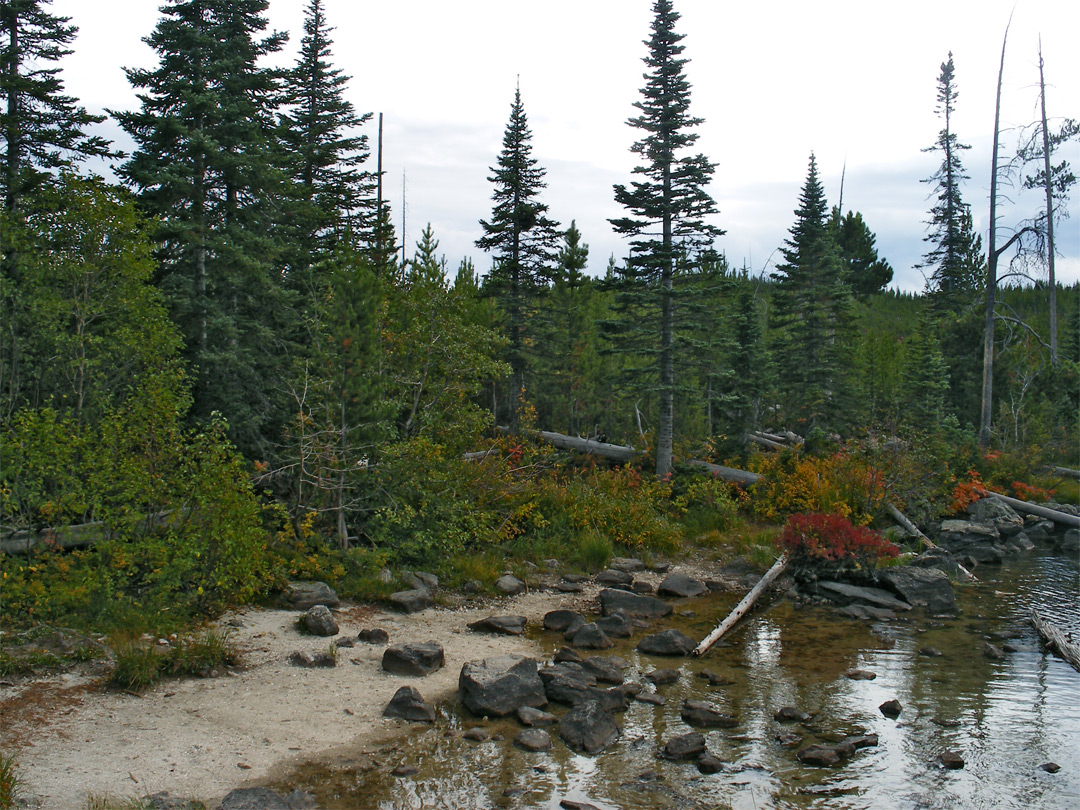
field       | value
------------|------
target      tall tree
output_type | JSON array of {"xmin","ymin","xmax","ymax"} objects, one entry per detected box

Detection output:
[
  {"xmin": 770, "ymin": 153, "xmax": 854, "ymax": 431},
  {"xmin": 829, "ymin": 207, "xmax": 893, "ymax": 298},
  {"xmin": 920, "ymin": 53, "xmax": 983, "ymax": 307},
  {"xmin": 609, "ymin": 0, "xmax": 721, "ymax": 477},
  {"xmin": 0, "ymin": 0, "xmax": 113, "ymax": 213},
  {"xmin": 278, "ymin": 0, "xmax": 374, "ymax": 274},
  {"xmin": 115, "ymin": 0, "xmax": 295, "ymax": 458},
  {"xmin": 476, "ymin": 83, "xmax": 560, "ymax": 423}
]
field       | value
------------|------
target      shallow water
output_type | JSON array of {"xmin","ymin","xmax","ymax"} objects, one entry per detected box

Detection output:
[{"xmin": 279, "ymin": 550, "xmax": 1079, "ymax": 810}]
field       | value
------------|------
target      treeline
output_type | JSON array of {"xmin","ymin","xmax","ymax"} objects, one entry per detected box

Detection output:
[{"xmin": 1, "ymin": 0, "xmax": 1076, "ymax": 627}]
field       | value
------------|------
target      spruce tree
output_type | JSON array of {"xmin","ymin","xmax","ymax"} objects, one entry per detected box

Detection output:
[
  {"xmin": 829, "ymin": 207, "xmax": 893, "ymax": 298},
  {"xmin": 921, "ymin": 53, "xmax": 984, "ymax": 307},
  {"xmin": 476, "ymin": 84, "xmax": 560, "ymax": 424},
  {"xmin": 609, "ymin": 0, "xmax": 721, "ymax": 477},
  {"xmin": 0, "ymin": 0, "xmax": 113, "ymax": 212},
  {"xmin": 115, "ymin": 0, "xmax": 294, "ymax": 459},
  {"xmin": 770, "ymin": 153, "xmax": 854, "ymax": 431},
  {"xmin": 278, "ymin": 0, "xmax": 374, "ymax": 272}
]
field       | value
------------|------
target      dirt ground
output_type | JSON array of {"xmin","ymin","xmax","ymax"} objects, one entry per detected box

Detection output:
[{"xmin": 1, "ymin": 585, "xmax": 607, "ymax": 809}]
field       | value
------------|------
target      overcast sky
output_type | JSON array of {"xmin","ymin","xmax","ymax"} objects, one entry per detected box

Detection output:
[{"xmin": 53, "ymin": 0, "xmax": 1079, "ymax": 291}]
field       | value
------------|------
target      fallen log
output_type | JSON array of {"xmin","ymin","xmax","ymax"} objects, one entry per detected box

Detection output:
[
  {"xmin": 749, "ymin": 433, "xmax": 786, "ymax": 451},
  {"xmin": 1051, "ymin": 466, "xmax": 1080, "ymax": 481},
  {"xmin": 693, "ymin": 552, "xmax": 789, "ymax": 656},
  {"xmin": 496, "ymin": 426, "xmax": 639, "ymax": 464},
  {"xmin": 686, "ymin": 459, "xmax": 761, "ymax": 486},
  {"xmin": 886, "ymin": 503, "xmax": 937, "ymax": 549},
  {"xmin": 984, "ymin": 492, "xmax": 1080, "ymax": 529},
  {"xmin": 1030, "ymin": 608, "xmax": 1080, "ymax": 672},
  {"xmin": 0, "ymin": 521, "xmax": 107, "ymax": 555}
]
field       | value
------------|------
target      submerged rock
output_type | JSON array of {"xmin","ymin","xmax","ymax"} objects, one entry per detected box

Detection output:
[
  {"xmin": 599, "ymin": 589, "xmax": 673, "ymax": 619},
  {"xmin": 878, "ymin": 567, "xmax": 957, "ymax": 613},
  {"xmin": 662, "ymin": 731, "xmax": 706, "ymax": 760},
  {"xmin": 681, "ymin": 700, "xmax": 738, "ymax": 728},
  {"xmin": 515, "ymin": 728, "xmax": 553, "ymax": 752},
  {"xmin": 559, "ymin": 699, "xmax": 620, "ymax": 754},
  {"xmin": 637, "ymin": 629, "xmax": 696, "ymax": 656},
  {"xmin": 568, "ymin": 623, "xmax": 614, "ymax": 650}
]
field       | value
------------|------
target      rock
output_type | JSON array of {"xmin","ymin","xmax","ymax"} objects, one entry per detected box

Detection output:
[
  {"xmin": 910, "ymin": 548, "xmax": 977, "ymax": 582},
  {"xmin": 681, "ymin": 700, "xmax": 738, "ymax": 728},
  {"xmin": 846, "ymin": 668, "xmax": 877, "ymax": 680},
  {"xmin": 383, "ymin": 686, "xmax": 435, "ymax": 723},
  {"xmin": 568, "ymin": 623, "xmax": 614, "ymax": 650},
  {"xmin": 838, "ymin": 604, "xmax": 897, "ymax": 621},
  {"xmin": 302, "ymin": 605, "xmax": 339, "ymax": 637},
  {"xmin": 879, "ymin": 699, "xmax": 902, "ymax": 718},
  {"xmin": 982, "ymin": 642, "xmax": 1006, "ymax": 660},
  {"xmin": 541, "ymin": 663, "xmax": 599, "ymax": 706},
  {"xmin": 553, "ymin": 647, "xmax": 583, "ymax": 664},
  {"xmin": 581, "ymin": 656, "xmax": 624, "ymax": 685},
  {"xmin": 632, "ymin": 580, "xmax": 655, "ymax": 594},
  {"xmin": 697, "ymin": 753, "xmax": 724, "ymax": 774},
  {"xmin": 515, "ymin": 728, "xmax": 553, "ymax": 752},
  {"xmin": 798, "ymin": 744, "xmax": 841, "ymax": 766},
  {"xmin": 774, "ymin": 706, "xmax": 811, "ymax": 723},
  {"xmin": 1024, "ymin": 518, "xmax": 1055, "ymax": 542},
  {"xmin": 813, "ymin": 581, "xmax": 912, "ymax": 612},
  {"xmin": 878, "ymin": 567, "xmax": 957, "ymax": 613},
  {"xmin": 392, "ymin": 764, "xmax": 419, "ymax": 776},
  {"xmin": 938, "ymin": 750, "xmax": 965, "ymax": 769},
  {"xmin": 554, "ymin": 581, "xmax": 585, "ymax": 593},
  {"xmin": 468, "ymin": 615, "xmax": 528, "ymax": 635},
  {"xmin": 357, "ymin": 627, "xmax": 390, "ymax": 645},
  {"xmin": 657, "ymin": 571, "xmax": 708, "ymax": 598},
  {"xmin": 407, "ymin": 571, "xmax": 439, "ymax": 591},
  {"xmin": 920, "ymin": 647, "xmax": 944, "ymax": 657},
  {"xmin": 595, "ymin": 609, "xmax": 634, "ymax": 638},
  {"xmin": 560, "ymin": 801, "xmax": 604, "ymax": 810},
  {"xmin": 382, "ymin": 642, "xmax": 445, "ymax": 676},
  {"xmin": 463, "ymin": 579, "xmax": 482, "ymax": 594},
  {"xmin": 147, "ymin": 793, "xmax": 208, "ymax": 810},
  {"xmin": 634, "ymin": 691, "xmax": 665, "ymax": 705},
  {"xmin": 495, "ymin": 574, "xmax": 527, "ymax": 595},
  {"xmin": 559, "ymin": 700, "xmax": 620, "ymax": 754},
  {"xmin": 284, "ymin": 582, "xmax": 339, "ymax": 610},
  {"xmin": 288, "ymin": 649, "xmax": 335, "ymax": 668},
  {"xmin": 610, "ymin": 557, "xmax": 647, "ymax": 573},
  {"xmin": 1006, "ymin": 533, "xmax": 1035, "ymax": 553},
  {"xmin": 1040, "ymin": 762, "xmax": 1061, "ymax": 773},
  {"xmin": 967, "ymin": 498, "xmax": 1025, "ymax": 536},
  {"xmin": 637, "ymin": 629, "xmax": 696, "ymax": 656},
  {"xmin": 646, "ymin": 668, "xmax": 680, "ymax": 685},
  {"xmin": 937, "ymin": 520, "xmax": 1006, "ymax": 564},
  {"xmin": 459, "ymin": 655, "xmax": 548, "ymax": 717},
  {"xmin": 595, "ymin": 568, "xmax": 634, "ymax": 586},
  {"xmin": 844, "ymin": 733, "xmax": 879, "ymax": 750},
  {"xmin": 776, "ymin": 732, "xmax": 803, "ymax": 748},
  {"xmin": 544, "ymin": 610, "xmax": 585, "ymax": 632},
  {"xmin": 518, "ymin": 706, "xmax": 558, "ymax": 727},
  {"xmin": 662, "ymin": 731, "xmax": 706, "ymax": 760},
  {"xmin": 219, "ymin": 787, "xmax": 316, "ymax": 810},
  {"xmin": 462, "ymin": 727, "xmax": 490, "ymax": 742},
  {"xmin": 389, "ymin": 588, "xmax": 433, "ymax": 614},
  {"xmin": 698, "ymin": 669, "xmax": 734, "ymax": 686},
  {"xmin": 599, "ymin": 589, "xmax": 673, "ymax": 619}
]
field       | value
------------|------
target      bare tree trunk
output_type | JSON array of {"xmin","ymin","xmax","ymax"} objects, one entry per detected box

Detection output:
[
  {"xmin": 1037, "ymin": 41, "xmax": 1058, "ymax": 365},
  {"xmin": 693, "ymin": 552, "xmax": 789, "ymax": 656}
]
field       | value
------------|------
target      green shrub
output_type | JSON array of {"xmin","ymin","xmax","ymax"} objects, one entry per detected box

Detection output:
[
  {"xmin": 109, "ymin": 640, "xmax": 163, "ymax": 691},
  {"xmin": 166, "ymin": 630, "xmax": 237, "ymax": 678},
  {"xmin": 0, "ymin": 752, "xmax": 19, "ymax": 810}
]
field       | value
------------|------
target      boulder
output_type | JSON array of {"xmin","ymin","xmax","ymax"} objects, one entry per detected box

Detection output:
[
  {"xmin": 774, "ymin": 706, "xmax": 811, "ymax": 723},
  {"xmin": 982, "ymin": 642, "xmax": 1006, "ymax": 660},
  {"xmin": 357, "ymin": 627, "xmax": 390, "ymax": 645},
  {"xmin": 967, "ymin": 498, "xmax": 1025, "ymax": 536},
  {"xmin": 459, "ymin": 655, "xmax": 547, "ymax": 717},
  {"xmin": 517, "ymin": 706, "xmax": 558, "ymax": 727},
  {"xmin": 696, "ymin": 753, "xmax": 725, "ymax": 774},
  {"xmin": 595, "ymin": 609, "xmax": 634, "ymax": 638},
  {"xmin": 514, "ymin": 728, "xmax": 553, "ymax": 752},
  {"xmin": 1006, "ymin": 533, "xmax": 1035, "ymax": 553},
  {"xmin": 662, "ymin": 731, "xmax": 706, "ymax": 760},
  {"xmin": 468, "ymin": 615, "xmax": 528, "ymax": 636},
  {"xmin": 302, "ymin": 605, "xmax": 339, "ymax": 637},
  {"xmin": 937, "ymin": 520, "xmax": 1007, "ymax": 564},
  {"xmin": 657, "ymin": 571, "xmax": 708, "ymax": 598},
  {"xmin": 543, "ymin": 610, "xmax": 585, "ymax": 632},
  {"xmin": 568, "ymin": 623, "xmax": 614, "ymax": 650},
  {"xmin": 645, "ymin": 668, "xmax": 680, "ymax": 685},
  {"xmin": 407, "ymin": 571, "xmax": 439, "ymax": 592},
  {"xmin": 284, "ymin": 582, "xmax": 340, "ymax": 611},
  {"xmin": 910, "ymin": 548, "xmax": 977, "ymax": 582},
  {"xmin": 389, "ymin": 588, "xmax": 433, "ymax": 614},
  {"xmin": 609, "ymin": 557, "xmax": 647, "ymax": 573},
  {"xmin": 939, "ymin": 750, "xmax": 965, "ymax": 769},
  {"xmin": 813, "ymin": 581, "xmax": 912, "ymax": 612},
  {"xmin": 382, "ymin": 642, "xmax": 444, "ymax": 676},
  {"xmin": 219, "ymin": 787, "xmax": 316, "ymax": 810},
  {"xmin": 581, "ymin": 656, "xmax": 624, "ymax": 685},
  {"xmin": 288, "ymin": 649, "xmax": 335, "ymax": 668},
  {"xmin": 878, "ymin": 567, "xmax": 957, "ymax": 613},
  {"xmin": 559, "ymin": 700, "xmax": 620, "ymax": 754},
  {"xmin": 637, "ymin": 629, "xmax": 696, "ymax": 656},
  {"xmin": 495, "ymin": 574, "xmax": 527, "ymax": 595},
  {"xmin": 879, "ymin": 699, "xmax": 902, "ymax": 718},
  {"xmin": 540, "ymin": 663, "xmax": 598, "ymax": 706},
  {"xmin": 599, "ymin": 589, "xmax": 673, "ymax": 619},
  {"xmin": 553, "ymin": 647, "xmax": 583, "ymax": 664},
  {"xmin": 1024, "ymin": 518, "xmax": 1055, "ymax": 542},
  {"xmin": 1063, "ymin": 529, "xmax": 1080, "ymax": 553},
  {"xmin": 681, "ymin": 700, "xmax": 738, "ymax": 729},
  {"xmin": 632, "ymin": 580, "xmax": 655, "ymax": 594},
  {"xmin": 797, "ymin": 744, "xmax": 841, "ymax": 766},
  {"xmin": 383, "ymin": 686, "xmax": 435, "ymax": 723},
  {"xmin": 838, "ymin": 605, "xmax": 897, "ymax": 621},
  {"xmin": 595, "ymin": 568, "xmax": 634, "ymax": 586}
]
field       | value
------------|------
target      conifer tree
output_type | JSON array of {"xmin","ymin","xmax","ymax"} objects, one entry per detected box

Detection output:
[
  {"xmin": 278, "ymin": 0, "xmax": 374, "ymax": 273},
  {"xmin": 0, "ymin": 0, "xmax": 113, "ymax": 212},
  {"xmin": 770, "ymin": 153, "xmax": 854, "ymax": 431},
  {"xmin": 609, "ymin": 0, "xmax": 721, "ymax": 477},
  {"xmin": 115, "ymin": 0, "xmax": 294, "ymax": 458},
  {"xmin": 829, "ymin": 207, "xmax": 893, "ymax": 298},
  {"xmin": 476, "ymin": 84, "xmax": 560, "ymax": 423},
  {"xmin": 921, "ymin": 53, "xmax": 984, "ymax": 307}
]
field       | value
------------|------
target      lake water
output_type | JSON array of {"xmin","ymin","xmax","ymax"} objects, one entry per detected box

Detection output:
[{"xmin": 277, "ymin": 549, "xmax": 1079, "ymax": 810}]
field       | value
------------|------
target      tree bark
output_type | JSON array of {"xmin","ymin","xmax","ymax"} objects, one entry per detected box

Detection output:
[
  {"xmin": 1037, "ymin": 42, "xmax": 1058, "ymax": 365},
  {"xmin": 693, "ymin": 552, "xmax": 789, "ymax": 656}
]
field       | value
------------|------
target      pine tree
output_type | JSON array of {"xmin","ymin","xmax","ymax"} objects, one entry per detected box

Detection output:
[
  {"xmin": 115, "ymin": 0, "xmax": 294, "ymax": 458},
  {"xmin": 278, "ymin": 0, "xmax": 374, "ymax": 272},
  {"xmin": 0, "ymin": 0, "xmax": 113, "ymax": 212},
  {"xmin": 609, "ymin": 0, "xmax": 722, "ymax": 477},
  {"xmin": 770, "ymin": 153, "xmax": 854, "ymax": 431},
  {"xmin": 829, "ymin": 207, "xmax": 893, "ymax": 298},
  {"xmin": 921, "ymin": 53, "xmax": 984, "ymax": 307},
  {"xmin": 476, "ymin": 84, "xmax": 560, "ymax": 423}
]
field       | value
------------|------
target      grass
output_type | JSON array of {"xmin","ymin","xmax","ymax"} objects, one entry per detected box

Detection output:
[
  {"xmin": 109, "ymin": 629, "xmax": 239, "ymax": 691},
  {"xmin": 0, "ymin": 752, "xmax": 19, "ymax": 810}
]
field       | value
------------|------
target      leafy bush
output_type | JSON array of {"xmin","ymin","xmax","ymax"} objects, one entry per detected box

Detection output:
[
  {"xmin": 746, "ymin": 448, "xmax": 887, "ymax": 524},
  {"xmin": 778, "ymin": 512, "xmax": 899, "ymax": 582}
]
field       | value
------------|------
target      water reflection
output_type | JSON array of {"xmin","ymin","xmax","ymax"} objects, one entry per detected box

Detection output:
[{"xmin": 276, "ymin": 550, "xmax": 1078, "ymax": 810}]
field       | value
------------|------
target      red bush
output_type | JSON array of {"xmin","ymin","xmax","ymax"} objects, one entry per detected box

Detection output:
[{"xmin": 779, "ymin": 512, "xmax": 899, "ymax": 567}]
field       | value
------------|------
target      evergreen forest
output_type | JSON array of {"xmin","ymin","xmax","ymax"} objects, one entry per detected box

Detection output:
[{"xmin": 1, "ymin": 0, "xmax": 1077, "ymax": 645}]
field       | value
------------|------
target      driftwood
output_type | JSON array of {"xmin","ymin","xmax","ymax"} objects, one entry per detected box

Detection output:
[
  {"xmin": 984, "ymin": 492, "xmax": 1080, "ymax": 529},
  {"xmin": 693, "ymin": 552, "xmax": 790, "ymax": 656},
  {"xmin": 1051, "ymin": 466, "xmax": 1080, "ymax": 481},
  {"xmin": 1030, "ymin": 608, "xmax": 1080, "ymax": 672},
  {"xmin": 749, "ymin": 433, "xmax": 786, "ymax": 451},
  {"xmin": 886, "ymin": 503, "xmax": 937, "ymax": 549}
]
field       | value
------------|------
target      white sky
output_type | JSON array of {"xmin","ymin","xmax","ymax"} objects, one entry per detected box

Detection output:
[{"xmin": 53, "ymin": 0, "xmax": 1080, "ymax": 291}]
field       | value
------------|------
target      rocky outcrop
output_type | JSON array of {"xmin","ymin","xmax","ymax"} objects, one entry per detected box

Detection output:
[
  {"xmin": 967, "ymin": 498, "xmax": 1025, "ymax": 536},
  {"xmin": 878, "ymin": 567, "xmax": 957, "ymax": 613},
  {"xmin": 459, "ymin": 654, "xmax": 547, "ymax": 717},
  {"xmin": 937, "ymin": 520, "xmax": 1007, "ymax": 564}
]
